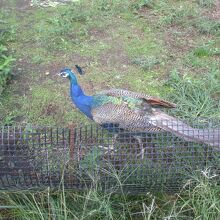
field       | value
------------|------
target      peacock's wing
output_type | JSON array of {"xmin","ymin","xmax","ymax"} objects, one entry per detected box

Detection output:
[
  {"xmin": 91, "ymin": 96, "xmax": 163, "ymax": 132},
  {"xmin": 99, "ymin": 89, "xmax": 176, "ymax": 108}
]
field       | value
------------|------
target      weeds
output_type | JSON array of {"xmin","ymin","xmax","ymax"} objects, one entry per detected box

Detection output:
[
  {"xmin": 0, "ymin": 169, "xmax": 164, "ymax": 220},
  {"xmin": 0, "ymin": 29, "xmax": 15, "ymax": 94},
  {"xmin": 197, "ymin": 0, "xmax": 215, "ymax": 8},
  {"xmin": 159, "ymin": 4, "xmax": 199, "ymax": 26},
  {"xmin": 165, "ymin": 70, "xmax": 220, "ymax": 123},
  {"xmin": 175, "ymin": 167, "xmax": 220, "ymax": 219},
  {"xmin": 131, "ymin": 0, "xmax": 155, "ymax": 10},
  {"xmin": 35, "ymin": 0, "xmax": 132, "ymax": 51},
  {"xmin": 36, "ymin": 2, "xmax": 91, "ymax": 51},
  {"xmin": 132, "ymin": 56, "xmax": 160, "ymax": 70},
  {"xmin": 0, "ymin": 45, "xmax": 14, "ymax": 93},
  {"xmin": 2, "ymin": 163, "xmax": 220, "ymax": 219},
  {"xmin": 194, "ymin": 18, "xmax": 220, "ymax": 35}
]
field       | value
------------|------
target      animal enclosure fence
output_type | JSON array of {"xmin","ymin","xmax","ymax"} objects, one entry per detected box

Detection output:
[{"xmin": 0, "ymin": 121, "xmax": 220, "ymax": 193}]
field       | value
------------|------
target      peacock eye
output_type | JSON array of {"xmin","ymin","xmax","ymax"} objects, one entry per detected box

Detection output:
[{"xmin": 61, "ymin": 72, "xmax": 68, "ymax": 78}]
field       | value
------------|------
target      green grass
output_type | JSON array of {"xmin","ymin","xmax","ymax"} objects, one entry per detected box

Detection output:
[
  {"xmin": 174, "ymin": 166, "xmax": 220, "ymax": 219},
  {"xmin": 160, "ymin": 6, "xmax": 199, "ymax": 26},
  {"xmin": 197, "ymin": 0, "xmax": 215, "ymax": 8},
  {"xmin": 0, "ymin": 28, "xmax": 15, "ymax": 94},
  {"xmin": 193, "ymin": 18, "xmax": 220, "ymax": 35},
  {"xmin": 20, "ymin": 82, "xmax": 89, "ymax": 126},
  {"xmin": 1, "ymin": 0, "xmax": 220, "ymax": 219},
  {"xmin": 132, "ymin": 56, "xmax": 160, "ymax": 70},
  {"xmin": 165, "ymin": 70, "xmax": 220, "ymax": 123},
  {"xmin": 0, "ymin": 179, "xmax": 159, "ymax": 219},
  {"xmin": 1, "ymin": 163, "xmax": 220, "ymax": 219}
]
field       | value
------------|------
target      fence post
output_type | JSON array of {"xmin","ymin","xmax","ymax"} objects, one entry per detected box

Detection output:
[{"xmin": 69, "ymin": 124, "xmax": 76, "ymax": 160}]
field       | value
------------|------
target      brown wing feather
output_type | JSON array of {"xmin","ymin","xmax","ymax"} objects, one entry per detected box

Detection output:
[{"xmin": 99, "ymin": 89, "xmax": 176, "ymax": 108}]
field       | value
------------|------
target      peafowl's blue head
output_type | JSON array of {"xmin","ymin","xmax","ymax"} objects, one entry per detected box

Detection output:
[{"xmin": 58, "ymin": 68, "xmax": 78, "ymax": 85}]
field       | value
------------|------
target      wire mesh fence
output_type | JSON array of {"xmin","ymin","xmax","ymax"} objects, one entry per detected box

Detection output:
[{"xmin": 0, "ymin": 121, "xmax": 219, "ymax": 193}]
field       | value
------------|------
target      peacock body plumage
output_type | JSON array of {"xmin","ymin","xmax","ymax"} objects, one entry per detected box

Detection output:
[{"xmin": 59, "ymin": 68, "xmax": 220, "ymax": 147}]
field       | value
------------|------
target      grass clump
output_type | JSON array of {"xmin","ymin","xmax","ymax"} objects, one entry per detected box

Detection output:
[
  {"xmin": 131, "ymin": 0, "xmax": 155, "ymax": 10},
  {"xmin": 0, "ymin": 30, "xmax": 15, "ymax": 94},
  {"xmin": 132, "ymin": 56, "xmax": 160, "ymax": 70},
  {"xmin": 36, "ymin": 3, "xmax": 91, "ymax": 51},
  {"xmin": 192, "ymin": 46, "xmax": 220, "ymax": 58},
  {"xmin": 2, "ymin": 164, "xmax": 220, "ymax": 219},
  {"xmin": 194, "ymin": 18, "xmax": 220, "ymax": 35},
  {"xmin": 165, "ymin": 70, "xmax": 220, "ymax": 123},
  {"xmin": 0, "ymin": 168, "xmax": 167, "ymax": 220},
  {"xmin": 197, "ymin": 0, "xmax": 215, "ymax": 8},
  {"xmin": 159, "ymin": 4, "xmax": 199, "ymax": 26},
  {"xmin": 184, "ymin": 40, "xmax": 220, "ymax": 69},
  {"xmin": 175, "ymin": 166, "xmax": 220, "ymax": 219}
]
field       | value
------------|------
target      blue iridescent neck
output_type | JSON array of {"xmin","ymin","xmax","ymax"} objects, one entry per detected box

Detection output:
[
  {"xmin": 66, "ymin": 70, "xmax": 85, "ymax": 97},
  {"xmin": 68, "ymin": 71, "xmax": 78, "ymax": 85}
]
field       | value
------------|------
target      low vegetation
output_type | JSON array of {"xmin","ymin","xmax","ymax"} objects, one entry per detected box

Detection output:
[
  {"xmin": 1, "ymin": 165, "xmax": 220, "ymax": 219},
  {"xmin": 0, "ymin": 29, "xmax": 14, "ymax": 95}
]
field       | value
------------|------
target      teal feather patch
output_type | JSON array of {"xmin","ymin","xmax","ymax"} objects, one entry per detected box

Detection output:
[
  {"xmin": 92, "ymin": 95, "xmax": 143, "ymax": 110},
  {"xmin": 122, "ymin": 97, "xmax": 143, "ymax": 109}
]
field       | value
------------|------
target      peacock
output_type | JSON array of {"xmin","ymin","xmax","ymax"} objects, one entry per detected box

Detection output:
[{"xmin": 58, "ymin": 68, "xmax": 220, "ymax": 151}]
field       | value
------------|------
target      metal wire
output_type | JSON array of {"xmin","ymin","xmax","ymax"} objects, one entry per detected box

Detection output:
[{"xmin": 0, "ymin": 121, "xmax": 219, "ymax": 193}]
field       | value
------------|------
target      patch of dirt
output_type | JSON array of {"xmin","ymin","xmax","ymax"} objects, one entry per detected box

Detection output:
[
  {"xmin": 136, "ymin": 6, "xmax": 159, "ymax": 24},
  {"xmin": 201, "ymin": 0, "xmax": 220, "ymax": 20},
  {"xmin": 42, "ymin": 103, "xmax": 59, "ymax": 116},
  {"xmin": 211, "ymin": 0, "xmax": 220, "ymax": 20},
  {"xmin": 160, "ymin": 25, "xmax": 205, "ymax": 75},
  {"xmin": 45, "ymin": 54, "xmax": 94, "ymax": 86},
  {"xmin": 10, "ymin": 58, "xmax": 37, "ymax": 96},
  {"xmin": 99, "ymin": 47, "xmax": 130, "ymax": 71},
  {"xmin": 87, "ymin": 27, "xmax": 131, "ymax": 71},
  {"xmin": 68, "ymin": 53, "xmax": 94, "ymax": 68},
  {"xmin": 164, "ymin": 26, "xmax": 198, "ymax": 55},
  {"xmin": 16, "ymin": 0, "xmax": 31, "ymax": 10},
  {"xmin": 0, "ymin": 0, "xmax": 31, "ymax": 10},
  {"xmin": 89, "ymin": 28, "xmax": 110, "ymax": 41}
]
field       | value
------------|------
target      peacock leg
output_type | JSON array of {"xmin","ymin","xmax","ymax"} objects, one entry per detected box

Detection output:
[
  {"xmin": 112, "ymin": 133, "xmax": 118, "ymax": 147},
  {"xmin": 106, "ymin": 133, "xmax": 118, "ymax": 151},
  {"xmin": 133, "ymin": 135, "xmax": 145, "ymax": 159},
  {"xmin": 133, "ymin": 134, "xmax": 155, "ymax": 159}
]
